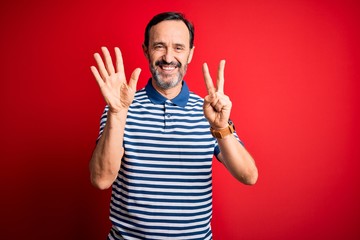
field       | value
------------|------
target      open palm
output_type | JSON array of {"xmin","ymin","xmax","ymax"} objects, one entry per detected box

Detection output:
[{"xmin": 91, "ymin": 47, "xmax": 141, "ymax": 113}]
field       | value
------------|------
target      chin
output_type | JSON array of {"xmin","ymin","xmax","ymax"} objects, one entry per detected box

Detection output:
[{"xmin": 155, "ymin": 75, "xmax": 182, "ymax": 89}]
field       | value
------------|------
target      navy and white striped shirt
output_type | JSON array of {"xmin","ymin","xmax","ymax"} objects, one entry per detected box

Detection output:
[{"xmin": 98, "ymin": 79, "xmax": 232, "ymax": 240}]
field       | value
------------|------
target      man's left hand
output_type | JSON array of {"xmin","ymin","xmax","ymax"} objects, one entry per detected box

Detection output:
[{"xmin": 202, "ymin": 60, "xmax": 232, "ymax": 130}]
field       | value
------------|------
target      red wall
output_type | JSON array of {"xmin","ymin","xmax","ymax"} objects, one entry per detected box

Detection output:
[{"xmin": 1, "ymin": 0, "xmax": 359, "ymax": 239}]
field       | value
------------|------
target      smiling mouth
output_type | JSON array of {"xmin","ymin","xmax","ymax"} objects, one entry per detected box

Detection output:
[
  {"xmin": 160, "ymin": 65, "xmax": 177, "ymax": 71},
  {"xmin": 155, "ymin": 60, "xmax": 181, "ymax": 73}
]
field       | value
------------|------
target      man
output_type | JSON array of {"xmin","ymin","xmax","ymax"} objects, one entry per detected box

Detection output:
[{"xmin": 90, "ymin": 12, "xmax": 258, "ymax": 240}]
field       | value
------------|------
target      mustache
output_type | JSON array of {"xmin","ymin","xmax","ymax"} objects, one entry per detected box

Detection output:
[{"xmin": 155, "ymin": 60, "xmax": 181, "ymax": 68}]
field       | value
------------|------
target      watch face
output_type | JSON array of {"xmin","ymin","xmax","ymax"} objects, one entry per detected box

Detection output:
[{"xmin": 228, "ymin": 119, "xmax": 235, "ymax": 130}]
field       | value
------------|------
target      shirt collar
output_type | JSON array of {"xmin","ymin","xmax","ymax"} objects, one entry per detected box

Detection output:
[{"xmin": 145, "ymin": 78, "xmax": 190, "ymax": 107}]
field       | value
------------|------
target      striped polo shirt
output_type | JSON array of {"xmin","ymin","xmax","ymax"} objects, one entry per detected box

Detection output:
[{"xmin": 98, "ymin": 79, "xmax": 222, "ymax": 240}]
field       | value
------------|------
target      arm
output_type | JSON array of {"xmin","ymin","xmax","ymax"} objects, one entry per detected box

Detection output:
[
  {"xmin": 89, "ymin": 110, "xmax": 127, "ymax": 189},
  {"xmin": 89, "ymin": 47, "xmax": 141, "ymax": 190},
  {"xmin": 216, "ymin": 134, "xmax": 258, "ymax": 185},
  {"xmin": 202, "ymin": 60, "xmax": 258, "ymax": 185}
]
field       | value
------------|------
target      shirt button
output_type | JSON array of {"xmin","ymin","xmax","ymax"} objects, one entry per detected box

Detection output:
[{"xmin": 166, "ymin": 114, "xmax": 171, "ymax": 118}]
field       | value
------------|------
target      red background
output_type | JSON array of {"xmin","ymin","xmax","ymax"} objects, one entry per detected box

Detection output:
[{"xmin": 1, "ymin": 0, "xmax": 359, "ymax": 239}]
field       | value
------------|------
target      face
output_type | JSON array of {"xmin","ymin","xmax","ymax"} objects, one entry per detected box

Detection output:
[{"xmin": 143, "ymin": 20, "xmax": 194, "ymax": 90}]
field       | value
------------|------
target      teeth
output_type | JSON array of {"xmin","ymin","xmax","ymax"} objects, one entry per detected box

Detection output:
[{"xmin": 162, "ymin": 66, "xmax": 175, "ymax": 70}]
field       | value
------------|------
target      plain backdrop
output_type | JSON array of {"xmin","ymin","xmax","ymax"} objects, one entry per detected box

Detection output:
[{"xmin": 0, "ymin": 0, "xmax": 359, "ymax": 239}]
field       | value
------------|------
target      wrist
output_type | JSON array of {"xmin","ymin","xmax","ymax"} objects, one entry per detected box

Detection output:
[
  {"xmin": 210, "ymin": 120, "xmax": 235, "ymax": 139},
  {"xmin": 210, "ymin": 124, "xmax": 228, "ymax": 131},
  {"xmin": 107, "ymin": 109, "xmax": 128, "ymax": 127},
  {"xmin": 108, "ymin": 106, "xmax": 128, "ymax": 117}
]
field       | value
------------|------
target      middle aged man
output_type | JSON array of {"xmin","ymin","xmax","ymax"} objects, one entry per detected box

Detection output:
[{"xmin": 90, "ymin": 12, "xmax": 258, "ymax": 240}]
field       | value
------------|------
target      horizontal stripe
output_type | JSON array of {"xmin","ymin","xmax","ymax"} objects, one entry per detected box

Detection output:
[
  {"xmin": 124, "ymin": 137, "xmax": 215, "ymax": 146},
  {"xmin": 126, "ymin": 121, "xmax": 210, "ymax": 130},
  {"xmin": 111, "ymin": 192, "xmax": 212, "ymax": 210},
  {"xmin": 117, "ymin": 174, "xmax": 212, "ymax": 188},
  {"xmin": 122, "ymin": 159, "xmax": 211, "ymax": 169},
  {"xmin": 121, "ymin": 165, "xmax": 211, "ymax": 177},
  {"xmin": 119, "ymin": 172, "xmax": 212, "ymax": 183},
  {"xmin": 110, "ymin": 205, "xmax": 212, "ymax": 224},
  {"xmin": 112, "ymin": 186, "xmax": 212, "ymax": 202},
  {"xmin": 110, "ymin": 218, "xmax": 211, "ymax": 240},
  {"xmin": 111, "ymin": 189, "xmax": 212, "ymax": 207}
]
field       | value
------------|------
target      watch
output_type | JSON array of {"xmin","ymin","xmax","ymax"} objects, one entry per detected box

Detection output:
[{"xmin": 210, "ymin": 120, "xmax": 235, "ymax": 139}]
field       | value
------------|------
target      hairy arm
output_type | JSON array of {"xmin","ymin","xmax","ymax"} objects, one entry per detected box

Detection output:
[
  {"xmin": 89, "ymin": 47, "xmax": 141, "ymax": 189},
  {"xmin": 89, "ymin": 110, "xmax": 127, "ymax": 189}
]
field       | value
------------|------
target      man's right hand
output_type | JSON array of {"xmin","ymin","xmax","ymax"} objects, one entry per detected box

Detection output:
[{"xmin": 91, "ymin": 46, "xmax": 141, "ymax": 113}]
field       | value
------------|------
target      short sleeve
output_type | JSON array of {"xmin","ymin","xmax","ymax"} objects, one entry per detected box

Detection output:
[{"xmin": 96, "ymin": 105, "xmax": 109, "ymax": 143}]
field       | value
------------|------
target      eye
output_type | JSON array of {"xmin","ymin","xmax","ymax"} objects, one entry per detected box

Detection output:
[
  {"xmin": 154, "ymin": 44, "xmax": 165, "ymax": 50},
  {"xmin": 175, "ymin": 45, "xmax": 185, "ymax": 51}
]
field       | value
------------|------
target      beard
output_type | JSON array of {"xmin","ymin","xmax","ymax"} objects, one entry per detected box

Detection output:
[{"xmin": 150, "ymin": 59, "xmax": 187, "ymax": 90}]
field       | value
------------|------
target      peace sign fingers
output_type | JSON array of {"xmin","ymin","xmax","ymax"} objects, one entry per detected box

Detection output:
[
  {"xmin": 202, "ymin": 60, "xmax": 226, "ymax": 95},
  {"xmin": 202, "ymin": 59, "xmax": 231, "ymax": 129}
]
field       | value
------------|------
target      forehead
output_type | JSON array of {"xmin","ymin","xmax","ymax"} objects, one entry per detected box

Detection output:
[{"xmin": 149, "ymin": 20, "xmax": 190, "ymax": 46}]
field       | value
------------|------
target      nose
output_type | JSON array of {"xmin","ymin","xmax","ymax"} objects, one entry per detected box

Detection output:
[{"xmin": 163, "ymin": 48, "xmax": 175, "ymax": 63}]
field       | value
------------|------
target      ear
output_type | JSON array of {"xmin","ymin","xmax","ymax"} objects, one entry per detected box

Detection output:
[
  {"xmin": 142, "ymin": 44, "xmax": 149, "ymax": 59},
  {"xmin": 187, "ymin": 46, "xmax": 195, "ymax": 64}
]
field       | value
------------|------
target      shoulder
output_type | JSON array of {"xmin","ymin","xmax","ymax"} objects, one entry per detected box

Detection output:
[
  {"xmin": 187, "ymin": 91, "xmax": 204, "ymax": 106},
  {"xmin": 134, "ymin": 87, "xmax": 147, "ymax": 100}
]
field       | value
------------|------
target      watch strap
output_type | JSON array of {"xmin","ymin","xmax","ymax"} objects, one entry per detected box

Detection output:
[{"xmin": 210, "ymin": 122, "xmax": 235, "ymax": 139}]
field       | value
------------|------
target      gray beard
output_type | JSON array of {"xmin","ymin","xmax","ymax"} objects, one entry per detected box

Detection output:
[{"xmin": 151, "ymin": 66, "xmax": 187, "ymax": 90}]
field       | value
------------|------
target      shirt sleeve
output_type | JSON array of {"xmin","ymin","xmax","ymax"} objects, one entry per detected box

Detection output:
[{"xmin": 96, "ymin": 105, "xmax": 109, "ymax": 143}]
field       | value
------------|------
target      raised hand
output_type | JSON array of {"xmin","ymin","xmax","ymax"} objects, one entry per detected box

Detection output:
[
  {"xmin": 91, "ymin": 47, "xmax": 141, "ymax": 113},
  {"xmin": 202, "ymin": 60, "xmax": 232, "ymax": 129}
]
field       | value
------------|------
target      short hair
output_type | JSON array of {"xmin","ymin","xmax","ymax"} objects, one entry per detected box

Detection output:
[{"xmin": 144, "ymin": 12, "xmax": 194, "ymax": 49}]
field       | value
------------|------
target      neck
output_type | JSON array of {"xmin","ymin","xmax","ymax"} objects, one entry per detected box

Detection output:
[{"xmin": 151, "ymin": 79, "xmax": 183, "ymax": 100}]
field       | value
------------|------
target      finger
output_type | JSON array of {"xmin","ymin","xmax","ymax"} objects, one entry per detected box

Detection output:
[
  {"xmin": 212, "ymin": 94, "xmax": 226, "ymax": 112},
  {"xmin": 90, "ymin": 66, "xmax": 104, "ymax": 88},
  {"xmin": 213, "ymin": 94, "xmax": 232, "ymax": 113},
  {"xmin": 94, "ymin": 52, "xmax": 109, "ymax": 79},
  {"xmin": 210, "ymin": 94, "xmax": 221, "ymax": 111},
  {"xmin": 115, "ymin": 47, "xmax": 125, "ymax": 75},
  {"xmin": 203, "ymin": 91, "xmax": 219, "ymax": 109},
  {"xmin": 101, "ymin": 46, "xmax": 115, "ymax": 75},
  {"xmin": 129, "ymin": 68, "xmax": 142, "ymax": 90},
  {"xmin": 203, "ymin": 95, "xmax": 213, "ymax": 109},
  {"xmin": 216, "ymin": 60, "xmax": 226, "ymax": 93},
  {"xmin": 213, "ymin": 102, "xmax": 223, "ymax": 113},
  {"xmin": 202, "ymin": 63, "xmax": 215, "ymax": 95}
]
